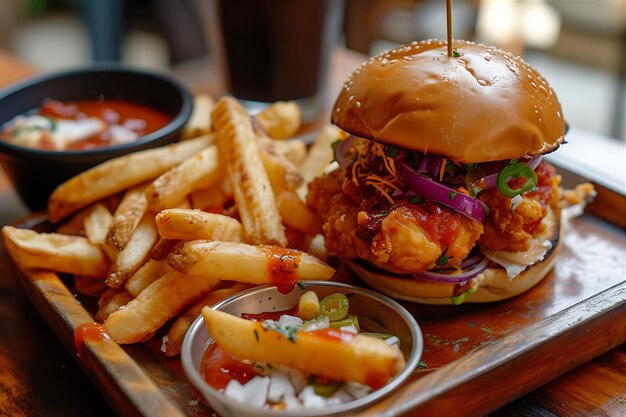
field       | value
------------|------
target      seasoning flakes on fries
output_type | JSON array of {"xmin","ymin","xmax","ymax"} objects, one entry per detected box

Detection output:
[{"xmin": 1, "ymin": 94, "xmax": 338, "ymax": 356}]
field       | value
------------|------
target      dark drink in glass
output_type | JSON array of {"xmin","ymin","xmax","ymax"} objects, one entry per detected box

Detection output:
[{"xmin": 206, "ymin": 0, "xmax": 344, "ymax": 121}]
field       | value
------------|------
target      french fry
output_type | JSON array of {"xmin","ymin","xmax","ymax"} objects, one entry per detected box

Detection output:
[
  {"xmin": 189, "ymin": 184, "xmax": 225, "ymax": 211},
  {"xmin": 104, "ymin": 270, "xmax": 221, "ymax": 344},
  {"xmin": 124, "ymin": 258, "xmax": 171, "ymax": 297},
  {"xmin": 150, "ymin": 238, "xmax": 179, "ymax": 260},
  {"xmin": 106, "ymin": 214, "xmax": 159, "ymax": 288},
  {"xmin": 259, "ymin": 145, "xmax": 303, "ymax": 192},
  {"xmin": 270, "ymin": 139, "xmax": 307, "ymax": 165},
  {"xmin": 55, "ymin": 208, "xmax": 90, "ymax": 236},
  {"xmin": 182, "ymin": 94, "xmax": 215, "ymax": 139},
  {"xmin": 95, "ymin": 289, "xmax": 133, "ymax": 322},
  {"xmin": 48, "ymin": 135, "xmax": 213, "ymax": 223},
  {"xmin": 105, "ymin": 184, "xmax": 148, "ymax": 252},
  {"xmin": 255, "ymin": 101, "xmax": 302, "ymax": 139},
  {"xmin": 212, "ymin": 97, "xmax": 287, "ymax": 246},
  {"xmin": 164, "ymin": 282, "xmax": 252, "ymax": 357},
  {"xmin": 145, "ymin": 145, "xmax": 221, "ymax": 212},
  {"xmin": 83, "ymin": 204, "xmax": 113, "ymax": 246},
  {"xmin": 74, "ymin": 275, "xmax": 108, "ymax": 297},
  {"xmin": 2, "ymin": 226, "xmax": 109, "ymax": 277},
  {"xmin": 155, "ymin": 209, "xmax": 242, "ymax": 242},
  {"xmin": 299, "ymin": 125, "xmax": 343, "ymax": 186},
  {"xmin": 168, "ymin": 240, "xmax": 335, "ymax": 285},
  {"xmin": 276, "ymin": 192, "xmax": 321, "ymax": 236},
  {"xmin": 202, "ymin": 308, "xmax": 405, "ymax": 387}
]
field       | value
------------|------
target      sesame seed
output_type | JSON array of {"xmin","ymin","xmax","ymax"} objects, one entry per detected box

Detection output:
[
  {"xmin": 336, "ymin": 108, "xmax": 341, "ymax": 112},
  {"xmin": 356, "ymin": 101, "xmax": 362, "ymax": 108},
  {"xmin": 478, "ymin": 79, "xmax": 487, "ymax": 86},
  {"xmin": 381, "ymin": 59, "xmax": 390, "ymax": 66},
  {"xmin": 349, "ymin": 95, "xmax": 354, "ymax": 101}
]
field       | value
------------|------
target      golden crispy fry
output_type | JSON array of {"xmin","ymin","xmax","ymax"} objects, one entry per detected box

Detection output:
[
  {"xmin": 212, "ymin": 97, "xmax": 287, "ymax": 246},
  {"xmin": 95, "ymin": 289, "xmax": 133, "ymax": 322},
  {"xmin": 106, "ymin": 214, "xmax": 159, "ymax": 288},
  {"xmin": 83, "ymin": 204, "xmax": 113, "ymax": 246},
  {"xmin": 105, "ymin": 184, "xmax": 148, "ymax": 252},
  {"xmin": 145, "ymin": 146, "xmax": 221, "ymax": 212},
  {"xmin": 104, "ymin": 270, "xmax": 220, "ymax": 344},
  {"xmin": 259, "ymin": 144, "xmax": 303, "ymax": 192},
  {"xmin": 2, "ymin": 226, "xmax": 109, "ymax": 277},
  {"xmin": 299, "ymin": 125, "xmax": 343, "ymax": 186},
  {"xmin": 182, "ymin": 94, "xmax": 215, "ymax": 139},
  {"xmin": 150, "ymin": 238, "xmax": 179, "ymax": 260},
  {"xmin": 164, "ymin": 282, "xmax": 252, "ymax": 357},
  {"xmin": 48, "ymin": 135, "xmax": 212, "ymax": 223},
  {"xmin": 202, "ymin": 308, "xmax": 405, "ymax": 387},
  {"xmin": 255, "ymin": 101, "xmax": 301, "ymax": 139},
  {"xmin": 168, "ymin": 240, "xmax": 335, "ymax": 285},
  {"xmin": 155, "ymin": 209, "xmax": 242, "ymax": 242},
  {"xmin": 55, "ymin": 208, "xmax": 90, "ymax": 236},
  {"xmin": 124, "ymin": 258, "xmax": 172, "ymax": 297},
  {"xmin": 277, "ymin": 191, "xmax": 321, "ymax": 236},
  {"xmin": 271, "ymin": 139, "xmax": 307, "ymax": 165},
  {"xmin": 73, "ymin": 275, "xmax": 107, "ymax": 297},
  {"xmin": 189, "ymin": 184, "xmax": 226, "ymax": 211}
]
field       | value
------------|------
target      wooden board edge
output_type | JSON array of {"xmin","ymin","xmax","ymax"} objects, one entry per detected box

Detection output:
[
  {"xmin": 353, "ymin": 281, "xmax": 626, "ymax": 417},
  {"xmin": 10, "ymin": 262, "xmax": 187, "ymax": 417}
]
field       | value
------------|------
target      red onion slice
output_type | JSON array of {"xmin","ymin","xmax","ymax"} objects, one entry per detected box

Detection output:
[
  {"xmin": 419, "ymin": 257, "xmax": 490, "ymax": 284},
  {"xmin": 334, "ymin": 135, "xmax": 358, "ymax": 169},
  {"xmin": 399, "ymin": 163, "xmax": 487, "ymax": 223}
]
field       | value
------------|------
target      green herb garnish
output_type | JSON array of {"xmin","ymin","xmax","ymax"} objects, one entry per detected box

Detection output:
[
  {"xmin": 330, "ymin": 139, "xmax": 341, "ymax": 163},
  {"xmin": 297, "ymin": 281, "xmax": 305, "ymax": 290},
  {"xmin": 453, "ymin": 49, "xmax": 461, "ymax": 58},
  {"xmin": 436, "ymin": 247, "xmax": 451, "ymax": 266},
  {"xmin": 417, "ymin": 360, "xmax": 428, "ymax": 369},
  {"xmin": 448, "ymin": 191, "xmax": 457, "ymax": 201},
  {"xmin": 253, "ymin": 329, "xmax": 259, "ymax": 342},
  {"xmin": 262, "ymin": 321, "xmax": 299, "ymax": 343},
  {"xmin": 409, "ymin": 195, "xmax": 425, "ymax": 205},
  {"xmin": 385, "ymin": 146, "xmax": 400, "ymax": 158}
]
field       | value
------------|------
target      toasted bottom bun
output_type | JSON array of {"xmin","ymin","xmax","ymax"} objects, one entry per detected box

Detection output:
[{"xmin": 348, "ymin": 210, "xmax": 562, "ymax": 305}]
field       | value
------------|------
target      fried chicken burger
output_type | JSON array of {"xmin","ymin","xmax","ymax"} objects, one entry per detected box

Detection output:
[{"xmin": 307, "ymin": 40, "xmax": 566, "ymax": 304}]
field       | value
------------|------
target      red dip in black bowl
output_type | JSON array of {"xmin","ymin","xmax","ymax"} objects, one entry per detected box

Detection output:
[{"xmin": 0, "ymin": 65, "xmax": 192, "ymax": 210}]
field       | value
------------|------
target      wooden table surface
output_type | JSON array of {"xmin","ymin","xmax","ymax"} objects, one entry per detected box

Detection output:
[{"xmin": 0, "ymin": 48, "xmax": 624, "ymax": 417}]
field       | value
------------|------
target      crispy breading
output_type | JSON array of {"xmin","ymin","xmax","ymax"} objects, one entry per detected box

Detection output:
[{"xmin": 307, "ymin": 170, "xmax": 483, "ymax": 274}]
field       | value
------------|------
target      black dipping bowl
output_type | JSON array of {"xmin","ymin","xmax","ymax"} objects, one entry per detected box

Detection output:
[{"xmin": 0, "ymin": 65, "xmax": 193, "ymax": 210}]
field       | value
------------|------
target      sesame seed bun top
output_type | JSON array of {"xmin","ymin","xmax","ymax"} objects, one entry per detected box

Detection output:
[{"xmin": 332, "ymin": 39, "xmax": 566, "ymax": 163}]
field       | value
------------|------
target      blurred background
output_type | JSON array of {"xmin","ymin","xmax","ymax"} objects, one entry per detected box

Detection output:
[{"xmin": 0, "ymin": 0, "xmax": 624, "ymax": 141}]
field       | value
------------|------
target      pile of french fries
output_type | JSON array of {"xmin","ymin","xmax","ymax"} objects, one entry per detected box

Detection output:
[{"xmin": 2, "ymin": 95, "xmax": 343, "ymax": 356}]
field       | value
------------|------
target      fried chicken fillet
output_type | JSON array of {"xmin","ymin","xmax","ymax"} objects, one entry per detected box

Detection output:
[{"xmin": 308, "ymin": 162, "xmax": 558, "ymax": 275}]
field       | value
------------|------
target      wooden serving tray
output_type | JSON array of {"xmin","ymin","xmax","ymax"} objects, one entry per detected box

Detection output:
[{"xmin": 8, "ymin": 189, "xmax": 626, "ymax": 416}]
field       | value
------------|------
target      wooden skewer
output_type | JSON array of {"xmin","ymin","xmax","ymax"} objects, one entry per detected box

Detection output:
[{"xmin": 446, "ymin": 0, "xmax": 453, "ymax": 57}]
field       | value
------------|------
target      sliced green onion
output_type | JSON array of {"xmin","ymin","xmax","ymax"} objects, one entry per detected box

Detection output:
[
  {"xmin": 497, "ymin": 159, "xmax": 538, "ymax": 198},
  {"xmin": 328, "ymin": 314, "xmax": 360, "ymax": 332},
  {"xmin": 310, "ymin": 378, "xmax": 342, "ymax": 397},
  {"xmin": 320, "ymin": 293, "xmax": 349, "ymax": 321}
]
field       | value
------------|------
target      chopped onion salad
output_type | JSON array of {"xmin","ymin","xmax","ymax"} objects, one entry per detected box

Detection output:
[{"xmin": 201, "ymin": 291, "xmax": 403, "ymax": 411}]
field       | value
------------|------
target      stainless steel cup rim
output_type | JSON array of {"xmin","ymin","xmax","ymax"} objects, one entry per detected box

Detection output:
[{"xmin": 181, "ymin": 281, "xmax": 424, "ymax": 417}]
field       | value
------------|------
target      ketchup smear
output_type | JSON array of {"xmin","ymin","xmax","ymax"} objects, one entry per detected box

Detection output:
[
  {"xmin": 201, "ymin": 342, "xmax": 257, "ymax": 390},
  {"xmin": 73, "ymin": 322, "xmax": 110, "ymax": 360},
  {"xmin": 258, "ymin": 245, "xmax": 301, "ymax": 294}
]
